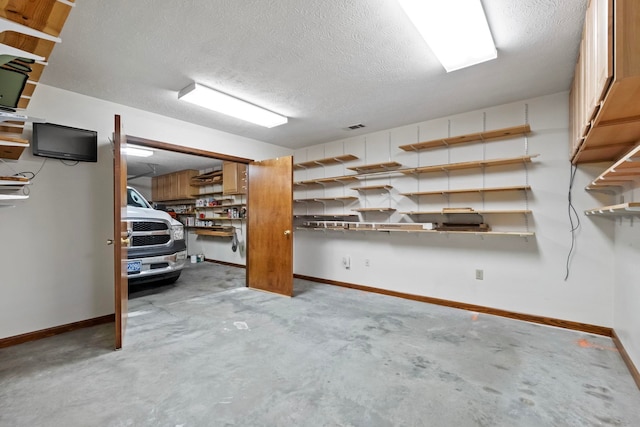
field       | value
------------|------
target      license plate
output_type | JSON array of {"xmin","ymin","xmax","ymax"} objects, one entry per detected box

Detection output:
[{"xmin": 127, "ymin": 260, "xmax": 142, "ymax": 273}]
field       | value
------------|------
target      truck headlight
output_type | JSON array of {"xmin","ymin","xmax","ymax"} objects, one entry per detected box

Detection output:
[{"xmin": 172, "ymin": 224, "xmax": 184, "ymax": 241}]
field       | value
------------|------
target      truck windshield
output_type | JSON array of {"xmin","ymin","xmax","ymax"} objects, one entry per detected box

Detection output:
[{"xmin": 127, "ymin": 187, "xmax": 151, "ymax": 208}]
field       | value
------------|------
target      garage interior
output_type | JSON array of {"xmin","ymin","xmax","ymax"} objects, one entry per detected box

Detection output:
[{"xmin": 1, "ymin": 1, "xmax": 640, "ymax": 425}]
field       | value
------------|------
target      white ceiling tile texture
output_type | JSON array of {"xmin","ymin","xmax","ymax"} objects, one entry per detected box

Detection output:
[{"xmin": 42, "ymin": 0, "xmax": 587, "ymax": 149}]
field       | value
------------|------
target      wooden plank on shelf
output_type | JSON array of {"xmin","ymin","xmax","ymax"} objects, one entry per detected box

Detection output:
[
  {"xmin": 351, "ymin": 185, "xmax": 393, "ymax": 191},
  {"xmin": 400, "ymin": 209, "xmax": 532, "ymax": 215},
  {"xmin": 194, "ymin": 229, "xmax": 234, "ymax": 237},
  {"xmin": 294, "ymin": 196, "xmax": 358, "ymax": 203},
  {"xmin": 400, "ymin": 155, "xmax": 538, "ymax": 175},
  {"xmin": 347, "ymin": 161, "xmax": 402, "ymax": 174},
  {"xmin": 398, "ymin": 124, "xmax": 531, "ymax": 151},
  {"xmin": 584, "ymin": 202, "xmax": 640, "ymax": 216},
  {"xmin": 401, "ymin": 185, "xmax": 531, "ymax": 197},
  {"xmin": 294, "ymin": 154, "xmax": 358, "ymax": 169},
  {"xmin": 586, "ymin": 143, "xmax": 640, "ymax": 189},
  {"xmin": 0, "ymin": 136, "xmax": 29, "ymax": 160},
  {"xmin": 352, "ymin": 207, "xmax": 396, "ymax": 212},
  {"xmin": 295, "ymin": 175, "xmax": 359, "ymax": 185},
  {"xmin": 297, "ymin": 227, "xmax": 535, "ymax": 237}
]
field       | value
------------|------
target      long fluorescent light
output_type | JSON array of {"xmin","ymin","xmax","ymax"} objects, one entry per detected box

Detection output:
[
  {"xmin": 397, "ymin": 0, "xmax": 497, "ymax": 72},
  {"xmin": 178, "ymin": 82, "xmax": 288, "ymax": 128},
  {"xmin": 124, "ymin": 145, "xmax": 154, "ymax": 158}
]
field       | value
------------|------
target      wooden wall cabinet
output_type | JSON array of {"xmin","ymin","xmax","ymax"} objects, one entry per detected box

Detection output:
[
  {"xmin": 152, "ymin": 169, "xmax": 198, "ymax": 202},
  {"xmin": 223, "ymin": 162, "xmax": 247, "ymax": 195},
  {"xmin": 571, "ymin": 0, "xmax": 640, "ymax": 163}
]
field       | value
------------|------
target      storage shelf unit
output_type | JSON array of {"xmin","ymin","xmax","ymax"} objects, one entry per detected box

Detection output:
[
  {"xmin": 585, "ymin": 143, "xmax": 640, "ymax": 190},
  {"xmin": 294, "ymin": 154, "xmax": 358, "ymax": 170},
  {"xmin": 398, "ymin": 124, "xmax": 531, "ymax": 151},
  {"xmin": 347, "ymin": 161, "xmax": 402, "ymax": 174},
  {"xmin": 584, "ymin": 202, "xmax": 640, "ymax": 217},
  {"xmin": 570, "ymin": 0, "xmax": 640, "ymax": 164},
  {"xmin": 0, "ymin": 1, "xmax": 74, "ymax": 134},
  {"xmin": 401, "ymin": 185, "xmax": 531, "ymax": 197}
]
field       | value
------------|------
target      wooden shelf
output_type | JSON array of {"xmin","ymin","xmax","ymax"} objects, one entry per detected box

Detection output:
[
  {"xmin": 352, "ymin": 207, "xmax": 396, "ymax": 212},
  {"xmin": 400, "ymin": 155, "xmax": 538, "ymax": 175},
  {"xmin": 0, "ymin": 176, "xmax": 30, "ymax": 186},
  {"xmin": 585, "ymin": 144, "xmax": 640, "ymax": 191},
  {"xmin": 191, "ymin": 170, "xmax": 222, "ymax": 186},
  {"xmin": 401, "ymin": 185, "xmax": 531, "ymax": 197},
  {"xmin": 351, "ymin": 185, "xmax": 393, "ymax": 191},
  {"xmin": 297, "ymin": 227, "xmax": 534, "ymax": 237},
  {"xmin": 347, "ymin": 161, "xmax": 402, "ymax": 174},
  {"xmin": 0, "ymin": 194, "xmax": 28, "ymax": 201},
  {"xmin": 295, "ymin": 175, "xmax": 360, "ymax": 186},
  {"xmin": 194, "ymin": 228, "xmax": 234, "ymax": 237},
  {"xmin": 294, "ymin": 214, "xmax": 359, "ymax": 219},
  {"xmin": 193, "ymin": 191, "xmax": 223, "ymax": 197},
  {"xmin": 584, "ymin": 202, "xmax": 640, "ymax": 217},
  {"xmin": 401, "ymin": 209, "xmax": 532, "ymax": 215},
  {"xmin": 294, "ymin": 154, "xmax": 358, "ymax": 169},
  {"xmin": 0, "ymin": 137, "xmax": 29, "ymax": 160},
  {"xmin": 398, "ymin": 124, "xmax": 531, "ymax": 151},
  {"xmin": 198, "ymin": 217, "xmax": 246, "ymax": 221},
  {"xmin": 0, "ymin": 1, "xmax": 74, "ymax": 115},
  {"xmin": 294, "ymin": 196, "xmax": 358, "ymax": 203}
]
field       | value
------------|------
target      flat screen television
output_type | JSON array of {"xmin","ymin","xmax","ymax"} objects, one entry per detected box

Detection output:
[{"xmin": 32, "ymin": 122, "xmax": 98, "ymax": 162}]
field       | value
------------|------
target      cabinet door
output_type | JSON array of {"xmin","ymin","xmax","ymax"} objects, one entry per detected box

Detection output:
[
  {"xmin": 223, "ymin": 162, "xmax": 247, "ymax": 194},
  {"xmin": 594, "ymin": 0, "xmax": 613, "ymax": 105}
]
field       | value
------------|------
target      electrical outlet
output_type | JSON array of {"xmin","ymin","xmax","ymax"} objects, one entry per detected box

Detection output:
[
  {"xmin": 343, "ymin": 256, "xmax": 351, "ymax": 269},
  {"xmin": 476, "ymin": 269, "xmax": 483, "ymax": 280},
  {"xmin": 364, "ymin": 259, "xmax": 370, "ymax": 267}
]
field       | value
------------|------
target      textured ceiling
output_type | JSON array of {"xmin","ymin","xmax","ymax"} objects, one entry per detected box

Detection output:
[{"xmin": 41, "ymin": 0, "xmax": 587, "ymax": 149}]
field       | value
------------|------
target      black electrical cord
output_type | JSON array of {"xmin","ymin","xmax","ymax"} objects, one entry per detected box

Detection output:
[{"xmin": 565, "ymin": 163, "xmax": 581, "ymax": 280}]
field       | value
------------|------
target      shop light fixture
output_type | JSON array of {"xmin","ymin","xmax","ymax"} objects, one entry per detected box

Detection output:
[
  {"xmin": 124, "ymin": 145, "xmax": 154, "ymax": 158},
  {"xmin": 397, "ymin": 0, "xmax": 497, "ymax": 72},
  {"xmin": 178, "ymin": 82, "xmax": 288, "ymax": 128}
]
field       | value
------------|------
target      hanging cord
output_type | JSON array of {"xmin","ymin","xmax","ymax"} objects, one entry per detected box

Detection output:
[{"xmin": 564, "ymin": 163, "xmax": 581, "ymax": 281}]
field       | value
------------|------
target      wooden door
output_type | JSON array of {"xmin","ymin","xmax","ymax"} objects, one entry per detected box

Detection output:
[
  {"xmin": 113, "ymin": 115, "xmax": 128, "ymax": 349},
  {"xmin": 247, "ymin": 156, "xmax": 293, "ymax": 296}
]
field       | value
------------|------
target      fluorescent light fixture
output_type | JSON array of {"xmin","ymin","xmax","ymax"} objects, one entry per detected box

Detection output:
[
  {"xmin": 397, "ymin": 0, "xmax": 497, "ymax": 72},
  {"xmin": 124, "ymin": 145, "xmax": 154, "ymax": 158},
  {"xmin": 178, "ymin": 82, "xmax": 288, "ymax": 128}
]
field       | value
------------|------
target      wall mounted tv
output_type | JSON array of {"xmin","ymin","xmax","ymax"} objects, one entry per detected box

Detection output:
[{"xmin": 32, "ymin": 122, "xmax": 98, "ymax": 162}]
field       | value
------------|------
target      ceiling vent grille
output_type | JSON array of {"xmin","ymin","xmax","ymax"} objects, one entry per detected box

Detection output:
[{"xmin": 345, "ymin": 123, "xmax": 365, "ymax": 131}]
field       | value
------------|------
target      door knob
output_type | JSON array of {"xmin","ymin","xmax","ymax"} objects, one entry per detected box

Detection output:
[
  {"xmin": 284, "ymin": 230, "xmax": 291, "ymax": 236},
  {"xmin": 107, "ymin": 239, "xmax": 114, "ymax": 245}
]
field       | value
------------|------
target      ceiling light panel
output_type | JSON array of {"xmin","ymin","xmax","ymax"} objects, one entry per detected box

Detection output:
[
  {"xmin": 124, "ymin": 145, "xmax": 154, "ymax": 157},
  {"xmin": 178, "ymin": 83, "xmax": 288, "ymax": 128},
  {"xmin": 397, "ymin": 0, "xmax": 497, "ymax": 72}
]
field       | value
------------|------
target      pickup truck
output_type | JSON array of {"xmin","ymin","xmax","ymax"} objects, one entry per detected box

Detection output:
[{"xmin": 125, "ymin": 186, "xmax": 187, "ymax": 285}]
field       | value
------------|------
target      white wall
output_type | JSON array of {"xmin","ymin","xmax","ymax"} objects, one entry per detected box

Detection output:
[
  {"xmin": 293, "ymin": 92, "xmax": 615, "ymax": 327},
  {"xmin": 613, "ymin": 185, "xmax": 640, "ymax": 372},
  {"xmin": 0, "ymin": 85, "xmax": 289, "ymax": 339}
]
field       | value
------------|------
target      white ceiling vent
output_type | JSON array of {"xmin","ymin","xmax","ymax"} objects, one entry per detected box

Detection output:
[{"xmin": 345, "ymin": 123, "xmax": 366, "ymax": 131}]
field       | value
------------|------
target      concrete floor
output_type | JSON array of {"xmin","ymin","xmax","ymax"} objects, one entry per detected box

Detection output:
[{"xmin": 1, "ymin": 262, "xmax": 639, "ymax": 426}]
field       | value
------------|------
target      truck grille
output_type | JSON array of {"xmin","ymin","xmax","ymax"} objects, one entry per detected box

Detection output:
[
  {"xmin": 129, "ymin": 219, "xmax": 171, "ymax": 248},
  {"xmin": 132, "ymin": 235, "xmax": 171, "ymax": 246},
  {"xmin": 133, "ymin": 222, "xmax": 168, "ymax": 232}
]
